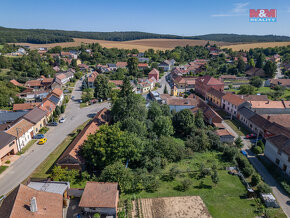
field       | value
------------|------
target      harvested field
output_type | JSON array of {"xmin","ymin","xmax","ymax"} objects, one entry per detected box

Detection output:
[
  {"xmin": 11, "ymin": 38, "xmax": 231, "ymax": 52},
  {"xmin": 132, "ymin": 196, "xmax": 211, "ymax": 218},
  {"xmin": 222, "ymin": 41, "xmax": 290, "ymax": 51}
]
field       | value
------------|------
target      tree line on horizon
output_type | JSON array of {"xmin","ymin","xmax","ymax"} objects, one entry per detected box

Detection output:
[{"xmin": 0, "ymin": 26, "xmax": 290, "ymax": 44}]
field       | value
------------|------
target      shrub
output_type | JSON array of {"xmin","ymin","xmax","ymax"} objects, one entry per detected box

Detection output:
[
  {"xmin": 252, "ymin": 146, "xmax": 263, "ymax": 155},
  {"xmin": 143, "ymin": 175, "xmax": 159, "ymax": 192},
  {"xmin": 257, "ymin": 183, "xmax": 271, "ymax": 194},
  {"xmin": 222, "ymin": 146, "xmax": 238, "ymax": 162},
  {"xmin": 169, "ymin": 165, "xmax": 181, "ymax": 179},
  {"xmin": 251, "ymin": 174, "xmax": 261, "ymax": 187},
  {"xmin": 242, "ymin": 164, "xmax": 254, "ymax": 178},
  {"xmin": 176, "ymin": 179, "xmax": 193, "ymax": 191}
]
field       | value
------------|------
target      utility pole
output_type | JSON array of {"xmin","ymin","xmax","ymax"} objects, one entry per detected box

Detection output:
[{"xmin": 16, "ymin": 128, "xmax": 22, "ymax": 152}]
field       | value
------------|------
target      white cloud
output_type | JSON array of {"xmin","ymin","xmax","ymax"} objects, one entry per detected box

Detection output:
[{"xmin": 211, "ymin": 2, "xmax": 249, "ymax": 17}]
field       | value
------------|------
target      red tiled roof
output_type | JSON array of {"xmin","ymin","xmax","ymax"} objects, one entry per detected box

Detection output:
[
  {"xmin": 13, "ymin": 103, "xmax": 40, "ymax": 111},
  {"xmin": 116, "ymin": 62, "xmax": 127, "ymax": 68},
  {"xmin": 57, "ymin": 108, "xmax": 109, "ymax": 166},
  {"xmin": 222, "ymin": 93, "xmax": 245, "ymax": 106},
  {"xmin": 197, "ymin": 75, "xmax": 224, "ymax": 86},
  {"xmin": 56, "ymin": 73, "xmax": 66, "ymax": 81},
  {"xmin": 10, "ymin": 79, "xmax": 23, "ymax": 87},
  {"xmin": 0, "ymin": 184, "xmax": 63, "ymax": 218},
  {"xmin": 79, "ymin": 182, "xmax": 118, "ymax": 208},
  {"xmin": 215, "ymin": 129, "xmax": 234, "ymax": 136},
  {"xmin": 148, "ymin": 68, "xmax": 159, "ymax": 75},
  {"xmin": 38, "ymin": 99, "xmax": 56, "ymax": 115},
  {"xmin": 109, "ymin": 80, "xmax": 123, "ymax": 86},
  {"xmin": 51, "ymin": 88, "xmax": 63, "ymax": 98},
  {"xmin": 6, "ymin": 119, "xmax": 34, "ymax": 138},
  {"xmin": 25, "ymin": 80, "xmax": 42, "ymax": 87},
  {"xmin": 138, "ymin": 63, "xmax": 148, "ymax": 68}
]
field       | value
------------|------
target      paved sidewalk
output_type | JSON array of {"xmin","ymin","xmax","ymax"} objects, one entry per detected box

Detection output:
[{"xmin": 223, "ymin": 120, "xmax": 290, "ymax": 217}]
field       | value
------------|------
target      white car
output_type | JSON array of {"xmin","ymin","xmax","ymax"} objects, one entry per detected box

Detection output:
[{"xmin": 59, "ymin": 117, "xmax": 65, "ymax": 123}]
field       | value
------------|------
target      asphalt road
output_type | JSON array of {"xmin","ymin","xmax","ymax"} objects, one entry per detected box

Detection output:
[
  {"xmin": 222, "ymin": 121, "xmax": 290, "ymax": 217},
  {"xmin": 0, "ymin": 78, "xmax": 110, "ymax": 196},
  {"xmin": 275, "ymin": 62, "xmax": 283, "ymax": 79},
  {"xmin": 157, "ymin": 71, "xmax": 171, "ymax": 94}
]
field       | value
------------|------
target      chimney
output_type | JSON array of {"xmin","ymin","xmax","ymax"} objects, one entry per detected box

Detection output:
[
  {"xmin": 267, "ymin": 115, "xmax": 271, "ymax": 120},
  {"xmin": 30, "ymin": 197, "xmax": 38, "ymax": 213}
]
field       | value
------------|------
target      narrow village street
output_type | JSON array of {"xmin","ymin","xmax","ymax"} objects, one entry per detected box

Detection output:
[{"xmin": 222, "ymin": 120, "xmax": 290, "ymax": 217}]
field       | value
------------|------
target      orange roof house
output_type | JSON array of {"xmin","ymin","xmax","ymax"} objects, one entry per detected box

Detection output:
[
  {"xmin": 10, "ymin": 79, "xmax": 24, "ymax": 87},
  {"xmin": 195, "ymin": 75, "xmax": 224, "ymax": 98},
  {"xmin": 38, "ymin": 99, "xmax": 56, "ymax": 116},
  {"xmin": 79, "ymin": 182, "xmax": 119, "ymax": 216},
  {"xmin": 57, "ymin": 108, "xmax": 110, "ymax": 170},
  {"xmin": 0, "ymin": 184, "xmax": 63, "ymax": 218},
  {"xmin": 148, "ymin": 68, "xmax": 160, "ymax": 81},
  {"xmin": 13, "ymin": 102, "xmax": 40, "ymax": 111}
]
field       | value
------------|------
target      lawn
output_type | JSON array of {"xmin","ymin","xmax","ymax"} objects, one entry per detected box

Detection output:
[
  {"xmin": 39, "ymin": 127, "xmax": 49, "ymax": 134},
  {"xmin": 0, "ymin": 166, "xmax": 8, "ymax": 175},
  {"xmin": 122, "ymin": 152, "xmax": 285, "ymax": 218},
  {"xmin": 0, "ymin": 45, "xmax": 3, "ymax": 49},
  {"xmin": 31, "ymin": 120, "xmax": 90, "ymax": 178},
  {"xmin": 225, "ymin": 119, "xmax": 251, "ymax": 136},
  {"xmin": 17, "ymin": 139, "xmax": 37, "ymax": 155}
]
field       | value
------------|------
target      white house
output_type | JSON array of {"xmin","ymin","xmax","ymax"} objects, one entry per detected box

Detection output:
[
  {"xmin": 264, "ymin": 134, "xmax": 290, "ymax": 175},
  {"xmin": 158, "ymin": 59, "xmax": 175, "ymax": 71},
  {"xmin": 222, "ymin": 93, "xmax": 250, "ymax": 117},
  {"xmin": 5, "ymin": 119, "xmax": 34, "ymax": 152}
]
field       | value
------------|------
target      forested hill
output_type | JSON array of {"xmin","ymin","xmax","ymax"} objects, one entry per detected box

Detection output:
[
  {"xmin": 0, "ymin": 26, "xmax": 290, "ymax": 44},
  {"xmin": 195, "ymin": 34, "xmax": 290, "ymax": 43}
]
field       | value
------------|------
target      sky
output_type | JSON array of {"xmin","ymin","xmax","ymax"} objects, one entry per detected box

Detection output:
[{"xmin": 0, "ymin": 0, "xmax": 290, "ymax": 36}]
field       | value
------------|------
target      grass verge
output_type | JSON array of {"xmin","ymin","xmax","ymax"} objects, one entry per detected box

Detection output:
[
  {"xmin": 224, "ymin": 119, "xmax": 250, "ymax": 136},
  {"xmin": 0, "ymin": 166, "xmax": 8, "ymax": 174},
  {"xmin": 17, "ymin": 139, "xmax": 37, "ymax": 155},
  {"xmin": 31, "ymin": 120, "xmax": 90, "ymax": 178}
]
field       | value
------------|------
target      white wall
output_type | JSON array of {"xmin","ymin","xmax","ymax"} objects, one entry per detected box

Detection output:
[
  {"xmin": 264, "ymin": 140, "xmax": 290, "ymax": 175},
  {"xmin": 17, "ymin": 127, "xmax": 34, "ymax": 151}
]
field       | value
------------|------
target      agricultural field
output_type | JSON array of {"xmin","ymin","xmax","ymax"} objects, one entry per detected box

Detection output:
[
  {"xmin": 12, "ymin": 38, "xmax": 231, "ymax": 52},
  {"xmin": 222, "ymin": 41, "xmax": 290, "ymax": 51},
  {"xmin": 132, "ymin": 196, "xmax": 211, "ymax": 218}
]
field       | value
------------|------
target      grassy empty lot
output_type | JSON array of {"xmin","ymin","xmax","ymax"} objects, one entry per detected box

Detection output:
[{"xmin": 123, "ymin": 152, "xmax": 285, "ymax": 218}]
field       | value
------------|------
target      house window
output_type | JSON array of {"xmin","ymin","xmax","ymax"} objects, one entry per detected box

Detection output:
[
  {"xmin": 9, "ymin": 142, "xmax": 14, "ymax": 147},
  {"xmin": 275, "ymin": 158, "xmax": 280, "ymax": 165},
  {"xmin": 282, "ymin": 164, "xmax": 287, "ymax": 172}
]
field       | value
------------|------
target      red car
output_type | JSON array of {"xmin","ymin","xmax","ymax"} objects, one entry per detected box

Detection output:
[{"xmin": 246, "ymin": 133, "xmax": 256, "ymax": 139}]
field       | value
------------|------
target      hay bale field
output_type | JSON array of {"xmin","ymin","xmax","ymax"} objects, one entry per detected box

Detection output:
[
  {"xmin": 222, "ymin": 41, "xmax": 290, "ymax": 51},
  {"xmin": 132, "ymin": 196, "xmax": 211, "ymax": 218},
  {"xmin": 11, "ymin": 38, "xmax": 230, "ymax": 52}
]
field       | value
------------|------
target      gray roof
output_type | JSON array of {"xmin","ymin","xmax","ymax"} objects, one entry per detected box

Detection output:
[
  {"xmin": 28, "ymin": 181, "xmax": 70, "ymax": 195},
  {"xmin": 49, "ymin": 95, "xmax": 60, "ymax": 105},
  {"xmin": 0, "ymin": 111, "xmax": 28, "ymax": 124},
  {"xmin": 23, "ymin": 107, "xmax": 46, "ymax": 124},
  {"xmin": 238, "ymin": 107, "xmax": 256, "ymax": 120},
  {"xmin": 0, "ymin": 131, "xmax": 16, "ymax": 149},
  {"xmin": 108, "ymin": 63, "xmax": 116, "ymax": 68}
]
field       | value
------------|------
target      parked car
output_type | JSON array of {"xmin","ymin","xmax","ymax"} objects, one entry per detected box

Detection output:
[
  {"xmin": 33, "ymin": 134, "xmax": 45, "ymax": 139},
  {"xmin": 38, "ymin": 138, "xmax": 47, "ymax": 145},
  {"xmin": 47, "ymin": 122, "xmax": 58, "ymax": 126},
  {"xmin": 59, "ymin": 117, "xmax": 65, "ymax": 123},
  {"xmin": 71, "ymin": 96, "xmax": 75, "ymax": 100},
  {"xmin": 79, "ymin": 99, "xmax": 82, "ymax": 103},
  {"xmin": 246, "ymin": 133, "xmax": 256, "ymax": 139},
  {"xmin": 241, "ymin": 150, "xmax": 248, "ymax": 157}
]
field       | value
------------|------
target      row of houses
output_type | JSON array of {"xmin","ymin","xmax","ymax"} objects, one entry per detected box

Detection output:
[
  {"xmin": 0, "ymin": 88, "xmax": 64, "ymax": 166},
  {"xmin": 194, "ymin": 75, "xmax": 290, "ymax": 175}
]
